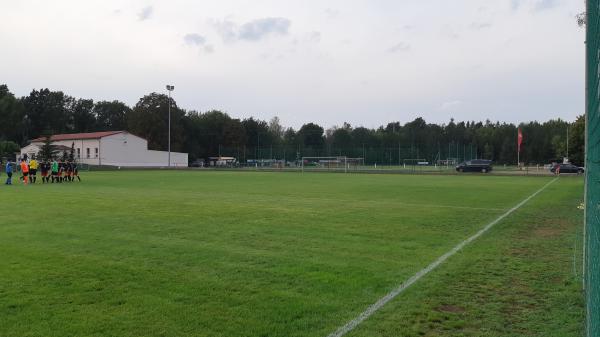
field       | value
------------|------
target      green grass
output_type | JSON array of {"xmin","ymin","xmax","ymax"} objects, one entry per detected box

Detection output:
[{"xmin": 0, "ymin": 171, "xmax": 584, "ymax": 337}]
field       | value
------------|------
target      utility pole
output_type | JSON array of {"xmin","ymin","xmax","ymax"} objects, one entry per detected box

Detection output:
[
  {"xmin": 362, "ymin": 143, "xmax": 365, "ymax": 162},
  {"xmin": 398, "ymin": 143, "xmax": 401, "ymax": 166},
  {"xmin": 567, "ymin": 125, "xmax": 570, "ymax": 159},
  {"xmin": 166, "ymin": 85, "xmax": 175, "ymax": 167}
]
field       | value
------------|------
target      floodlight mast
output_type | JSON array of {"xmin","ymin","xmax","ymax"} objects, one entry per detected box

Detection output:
[{"xmin": 166, "ymin": 85, "xmax": 175, "ymax": 167}]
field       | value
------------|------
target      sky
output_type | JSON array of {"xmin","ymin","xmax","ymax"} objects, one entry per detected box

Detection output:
[{"xmin": 0, "ymin": 0, "xmax": 585, "ymax": 129}]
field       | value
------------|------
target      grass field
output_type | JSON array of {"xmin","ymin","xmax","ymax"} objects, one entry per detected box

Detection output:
[{"xmin": 0, "ymin": 171, "xmax": 585, "ymax": 337}]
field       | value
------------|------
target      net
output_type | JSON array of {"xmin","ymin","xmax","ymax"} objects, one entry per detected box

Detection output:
[
  {"xmin": 586, "ymin": 1, "xmax": 600, "ymax": 336},
  {"xmin": 301, "ymin": 157, "xmax": 364, "ymax": 173}
]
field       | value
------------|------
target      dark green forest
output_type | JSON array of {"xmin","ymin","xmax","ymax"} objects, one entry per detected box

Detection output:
[{"xmin": 0, "ymin": 84, "xmax": 584, "ymax": 165}]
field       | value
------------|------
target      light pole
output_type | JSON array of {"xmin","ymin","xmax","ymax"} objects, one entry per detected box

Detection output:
[
  {"xmin": 566, "ymin": 124, "xmax": 570, "ymax": 160},
  {"xmin": 166, "ymin": 85, "xmax": 174, "ymax": 167}
]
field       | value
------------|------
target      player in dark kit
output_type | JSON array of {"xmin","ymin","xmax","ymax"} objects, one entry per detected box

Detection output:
[
  {"xmin": 66, "ymin": 161, "xmax": 73, "ymax": 182},
  {"xmin": 72, "ymin": 162, "xmax": 81, "ymax": 182},
  {"xmin": 40, "ymin": 160, "xmax": 50, "ymax": 183},
  {"xmin": 57, "ymin": 161, "xmax": 64, "ymax": 183}
]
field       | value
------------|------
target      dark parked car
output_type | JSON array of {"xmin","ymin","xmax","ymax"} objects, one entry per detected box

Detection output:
[
  {"xmin": 550, "ymin": 163, "xmax": 584, "ymax": 174},
  {"xmin": 456, "ymin": 160, "xmax": 493, "ymax": 173}
]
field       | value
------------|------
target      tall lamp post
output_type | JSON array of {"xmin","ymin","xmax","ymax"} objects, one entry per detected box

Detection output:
[{"xmin": 166, "ymin": 85, "xmax": 174, "ymax": 167}]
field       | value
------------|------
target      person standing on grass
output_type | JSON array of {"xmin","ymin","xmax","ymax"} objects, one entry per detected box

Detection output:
[
  {"xmin": 57, "ymin": 161, "xmax": 62, "ymax": 183},
  {"xmin": 20, "ymin": 159, "xmax": 29, "ymax": 185},
  {"xmin": 58, "ymin": 161, "xmax": 65, "ymax": 183},
  {"xmin": 29, "ymin": 157, "xmax": 38, "ymax": 184},
  {"xmin": 5, "ymin": 160, "xmax": 13, "ymax": 185},
  {"xmin": 51, "ymin": 159, "xmax": 58, "ymax": 183},
  {"xmin": 45, "ymin": 160, "xmax": 51, "ymax": 183},
  {"xmin": 40, "ymin": 160, "xmax": 49, "ymax": 183},
  {"xmin": 72, "ymin": 161, "xmax": 81, "ymax": 182},
  {"xmin": 66, "ymin": 161, "xmax": 73, "ymax": 182}
]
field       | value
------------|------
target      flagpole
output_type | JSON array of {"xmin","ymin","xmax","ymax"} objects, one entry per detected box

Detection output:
[{"xmin": 517, "ymin": 129, "xmax": 520, "ymax": 168}]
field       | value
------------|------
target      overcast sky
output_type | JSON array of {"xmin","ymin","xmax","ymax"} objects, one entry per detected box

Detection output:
[{"xmin": 0, "ymin": 0, "xmax": 585, "ymax": 129}]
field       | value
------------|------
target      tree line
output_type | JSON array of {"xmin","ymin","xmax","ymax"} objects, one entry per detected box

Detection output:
[{"xmin": 0, "ymin": 84, "xmax": 584, "ymax": 165}]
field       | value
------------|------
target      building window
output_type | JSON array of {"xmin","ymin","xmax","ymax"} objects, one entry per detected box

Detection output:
[
  {"xmin": 95, "ymin": 148, "xmax": 98, "ymax": 158},
  {"xmin": 86, "ymin": 148, "xmax": 90, "ymax": 158},
  {"xmin": 76, "ymin": 148, "xmax": 81, "ymax": 158}
]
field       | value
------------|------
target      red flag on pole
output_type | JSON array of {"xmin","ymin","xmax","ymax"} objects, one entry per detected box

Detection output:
[{"xmin": 518, "ymin": 128, "xmax": 523, "ymax": 153}]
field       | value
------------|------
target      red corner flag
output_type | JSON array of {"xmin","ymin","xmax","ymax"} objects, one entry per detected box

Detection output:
[{"xmin": 518, "ymin": 128, "xmax": 523, "ymax": 153}]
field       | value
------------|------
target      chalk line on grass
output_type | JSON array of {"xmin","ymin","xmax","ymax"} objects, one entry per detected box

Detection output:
[
  {"xmin": 393, "ymin": 202, "xmax": 505, "ymax": 212},
  {"xmin": 326, "ymin": 177, "xmax": 559, "ymax": 337}
]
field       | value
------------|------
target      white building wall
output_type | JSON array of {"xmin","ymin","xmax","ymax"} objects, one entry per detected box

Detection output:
[
  {"xmin": 100, "ymin": 133, "xmax": 188, "ymax": 167},
  {"xmin": 25, "ymin": 139, "xmax": 102, "ymax": 165},
  {"xmin": 20, "ymin": 144, "xmax": 40, "ymax": 159},
  {"xmin": 20, "ymin": 131, "xmax": 188, "ymax": 167}
]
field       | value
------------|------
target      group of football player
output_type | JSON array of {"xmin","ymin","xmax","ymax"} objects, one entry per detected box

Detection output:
[{"xmin": 4, "ymin": 157, "xmax": 81, "ymax": 185}]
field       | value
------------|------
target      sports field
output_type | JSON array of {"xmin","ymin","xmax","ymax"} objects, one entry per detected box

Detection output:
[{"xmin": 0, "ymin": 171, "xmax": 585, "ymax": 337}]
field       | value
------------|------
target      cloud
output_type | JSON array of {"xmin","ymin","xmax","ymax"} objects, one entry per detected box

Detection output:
[
  {"xmin": 183, "ymin": 33, "xmax": 214, "ymax": 53},
  {"xmin": 184, "ymin": 33, "xmax": 207, "ymax": 46},
  {"xmin": 212, "ymin": 18, "xmax": 238, "ymax": 42},
  {"xmin": 441, "ymin": 25, "xmax": 460, "ymax": 39},
  {"xmin": 511, "ymin": 0, "xmax": 523, "ymax": 11},
  {"xmin": 306, "ymin": 31, "xmax": 321, "ymax": 43},
  {"xmin": 212, "ymin": 17, "xmax": 291, "ymax": 42},
  {"xmin": 138, "ymin": 6, "xmax": 153, "ymax": 21},
  {"xmin": 238, "ymin": 17, "xmax": 291, "ymax": 41},
  {"xmin": 511, "ymin": 0, "xmax": 559, "ymax": 13},
  {"xmin": 441, "ymin": 100, "xmax": 462, "ymax": 110},
  {"xmin": 387, "ymin": 42, "xmax": 411, "ymax": 53},
  {"xmin": 203, "ymin": 45, "xmax": 215, "ymax": 54},
  {"xmin": 533, "ymin": 0, "xmax": 558, "ymax": 11},
  {"xmin": 470, "ymin": 22, "xmax": 492, "ymax": 30},
  {"xmin": 325, "ymin": 8, "xmax": 340, "ymax": 19}
]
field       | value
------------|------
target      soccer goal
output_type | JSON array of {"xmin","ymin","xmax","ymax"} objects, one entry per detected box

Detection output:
[
  {"xmin": 402, "ymin": 158, "xmax": 429, "ymax": 168},
  {"xmin": 301, "ymin": 157, "xmax": 364, "ymax": 173}
]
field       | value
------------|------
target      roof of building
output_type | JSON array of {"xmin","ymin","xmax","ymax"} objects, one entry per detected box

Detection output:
[{"xmin": 31, "ymin": 131, "xmax": 125, "ymax": 142}]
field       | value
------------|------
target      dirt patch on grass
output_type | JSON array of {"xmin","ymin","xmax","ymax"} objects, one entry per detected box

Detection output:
[
  {"xmin": 508, "ymin": 247, "xmax": 532, "ymax": 256},
  {"xmin": 521, "ymin": 217, "xmax": 571, "ymax": 239},
  {"xmin": 437, "ymin": 305, "xmax": 465, "ymax": 313},
  {"xmin": 532, "ymin": 226, "xmax": 565, "ymax": 238}
]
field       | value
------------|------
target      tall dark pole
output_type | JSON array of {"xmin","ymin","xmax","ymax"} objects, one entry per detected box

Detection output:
[{"xmin": 166, "ymin": 85, "xmax": 174, "ymax": 167}]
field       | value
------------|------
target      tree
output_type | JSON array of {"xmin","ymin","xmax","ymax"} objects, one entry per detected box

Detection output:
[
  {"xmin": 298, "ymin": 123, "xmax": 325, "ymax": 148},
  {"xmin": 21, "ymin": 89, "xmax": 71, "ymax": 139},
  {"xmin": 94, "ymin": 100, "xmax": 131, "ymax": 131},
  {"xmin": 331, "ymin": 126, "xmax": 352, "ymax": 150},
  {"xmin": 577, "ymin": 11, "xmax": 586, "ymax": 27},
  {"xmin": 0, "ymin": 82, "xmax": 588, "ymax": 165},
  {"xmin": 0, "ymin": 140, "xmax": 20, "ymax": 160},
  {"xmin": 182, "ymin": 110, "xmax": 244, "ymax": 161},
  {"xmin": 283, "ymin": 128, "xmax": 298, "ymax": 148},
  {"xmin": 128, "ymin": 93, "xmax": 185, "ymax": 151},
  {"xmin": 551, "ymin": 135, "xmax": 566, "ymax": 159},
  {"xmin": 569, "ymin": 115, "xmax": 585, "ymax": 165},
  {"xmin": 268, "ymin": 116, "xmax": 285, "ymax": 143},
  {"xmin": 68, "ymin": 99, "xmax": 96, "ymax": 133},
  {"xmin": 38, "ymin": 135, "xmax": 58, "ymax": 161},
  {"xmin": 69, "ymin": 142, "xmax": 75, "ymax": 161},
  {"xmin": 0, "ymin": 85, "xmax": 26, "ymax": 144},
  {"xmin": 242, "ymin": 117, "xmax": 272, "ymax": 148}
]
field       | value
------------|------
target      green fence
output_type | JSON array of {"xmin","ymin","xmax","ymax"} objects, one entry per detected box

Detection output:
[
  {"xmin": 212, "ymin": 143, "xmax": 498, "ymax": 166},
  {"xmin": 586, "ymin": 1, "xmax": 600, "ymax": 336}
]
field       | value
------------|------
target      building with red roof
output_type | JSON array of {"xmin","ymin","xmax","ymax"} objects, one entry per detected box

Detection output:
[{"xmin": 21, "ymin": 131, "xmax": 188, "ymax": 167}]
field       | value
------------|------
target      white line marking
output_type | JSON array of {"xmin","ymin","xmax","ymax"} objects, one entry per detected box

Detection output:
[
  {"xmin": 326, "ymin": 178, "xmax": 559, "ymax": 337},
  {"xmin": 392, "ymin": 202, "xmax": 505, "ymax": 212}
]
